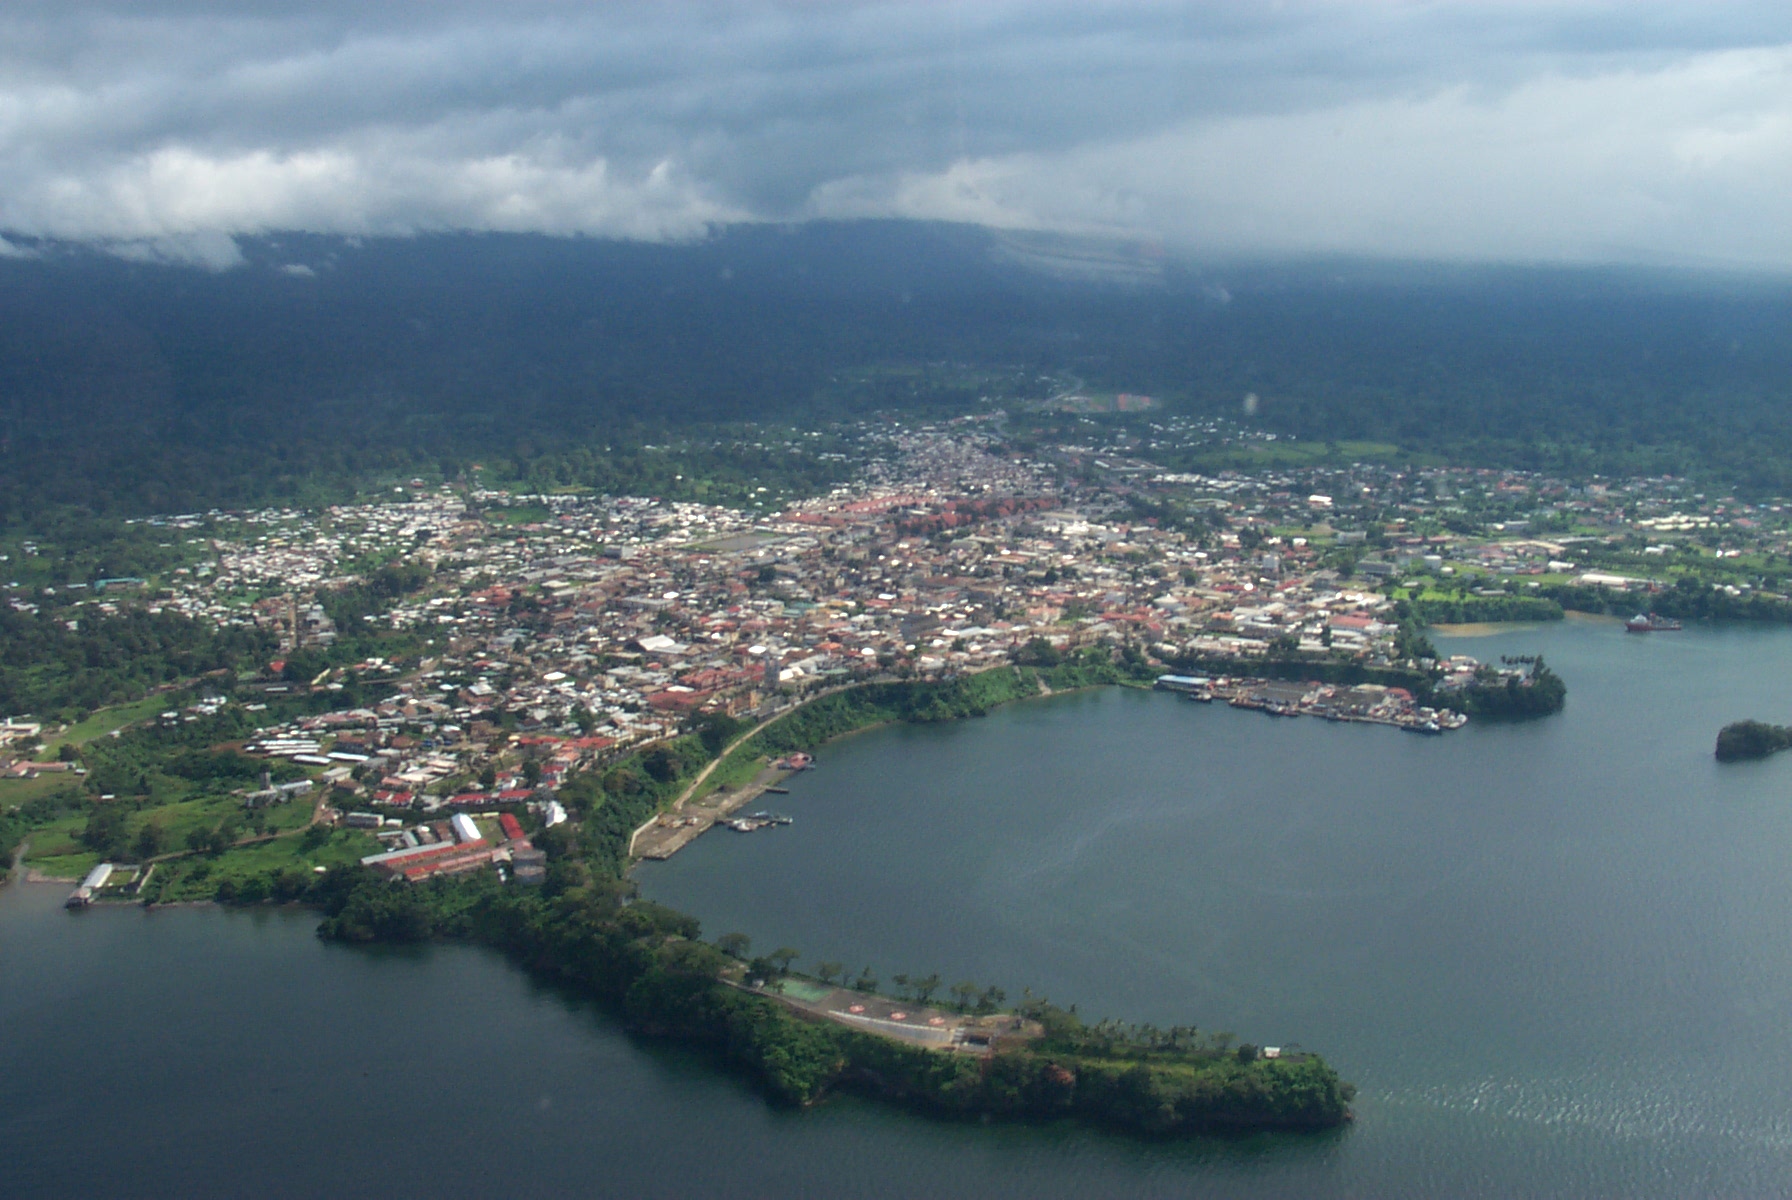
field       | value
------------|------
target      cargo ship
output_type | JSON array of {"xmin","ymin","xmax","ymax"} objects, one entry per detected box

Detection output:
[{"xmin": 1625, "ymin": 612, "xmax": 1683, "ymax": 633}]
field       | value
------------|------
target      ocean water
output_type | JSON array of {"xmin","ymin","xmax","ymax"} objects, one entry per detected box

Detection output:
[{"xmin": 9, "ymin": 616, "xmax": 1792, "ymax": 1197}]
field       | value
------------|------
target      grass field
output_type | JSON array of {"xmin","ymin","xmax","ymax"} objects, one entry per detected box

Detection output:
[
  {"xmin": 19, "ymin": 786, "xmax": 317, "ymax": 869},
  {"xmin": 29, "ymin": 852, "xmax": 100, "ymax": 880},
  {"xmin": 695, "ymin": 748, "xmax": 774, "ymax": 802},
  {"xmin": 0, "ymin": 772, "xmax": 84, "ymax": 807},
  {"xmin": 140, "ymin": 828, "xmax": 381, "ymax": 902},
  {"xmin": 41, "ymin": 694, "xmax": 172, "ymax": 754}
]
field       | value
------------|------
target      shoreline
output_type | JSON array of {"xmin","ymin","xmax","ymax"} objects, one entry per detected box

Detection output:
[
  {"xmin": 16, "ymin": 661, "xmax": 1357, "ymax": 1139},
  {"xmin": 627, "ymin": 667, "xmax": 1137, "ymax": 866}
]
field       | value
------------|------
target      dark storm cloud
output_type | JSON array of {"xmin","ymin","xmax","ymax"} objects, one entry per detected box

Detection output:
[{"xmin": 0, "ymin": 1, "xmax": 1788, "ymax": 267}]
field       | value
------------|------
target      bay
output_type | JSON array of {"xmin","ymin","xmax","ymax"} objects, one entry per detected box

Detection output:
[{"xmin": 6, "ymin": 615, "xmax": 1792, "ymax": 1196}]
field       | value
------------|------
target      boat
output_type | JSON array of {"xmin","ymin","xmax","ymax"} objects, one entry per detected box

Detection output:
[
  {"xmin": 1625, "ymin": 612, "xmax": 1683, "ymax": 633},
  {"xmin": 1403, "ymin": 720, "xmax": 1443, "ymax": 735},
  {"xmin": 726, "ymin": 812, "xmax": 792, "ymax": 832}
]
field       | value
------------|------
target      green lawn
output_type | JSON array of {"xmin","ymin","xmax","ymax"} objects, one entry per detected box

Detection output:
[
  {"xmin": 695, "ymin": 750, "xmax": 773, "ymax": 802},
  {"xmin": 19, "ymin": 812, "xmax": 88, "ymax": 861},
  {"xmin": 20, "ymin": 788, "xmax": 315, "ymax": 871},
  {"xmin": 29, "ymin": 852, "xmax": 100, "ymax": 880},
  {"xmin": 141, "ymin": 828, "xmax": 380, "ymax": 902},
  {"xmin": 0, "ymin": 772, "xmax": 85, "ymax": 806},
  {"xmin": 44, "ymin": 694, "xmax": 171, "ymax": 752}
]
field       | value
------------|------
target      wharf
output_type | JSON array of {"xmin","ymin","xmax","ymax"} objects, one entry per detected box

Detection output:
[
  {"xmin": 631, "ymin": 764, "xmax": 793, "ymax": 860},
  {"xmin": 1158, "ymin": 674, "xmax": 1465, "ymax": 733}
]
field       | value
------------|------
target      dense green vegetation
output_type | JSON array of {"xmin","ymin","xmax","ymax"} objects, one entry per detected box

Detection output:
[
  {"xmin": 1408, "ymin": 593, "xmax": 1565, "ymax": 625},
  {"xmin": 0, "ymin": 606, "xmax": 272, "ymax": 720},
  {"xmin": 743, "ymin": 668, "xmax": 1043, "ymax": 759},
  {"xmin": 1714, "ymin": 720, "xmax": 1792, "ymax": 763},
  {"xmin": 709, "ymin": 656, "xmax": 1154, "ymax": 795},
  {"xmin": 1447, "ymin": 657, "xmax": 1567, "ymax": 719},
  {"xmin": 4, "ymin": 226, "xmax": 1792, "ymax": 535},
  {"xmin": 1543, "ymin": 578, "xmax": 1792, "ymax": 624},
  {"xmin": 311, "ymin": 855, "xmax": 1353, "ymax": 1133},
  {"xmin": 0, "ymin": 686, "xmax": 381, "ymax": 889}
]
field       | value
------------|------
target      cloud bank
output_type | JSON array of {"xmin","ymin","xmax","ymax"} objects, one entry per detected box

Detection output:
[{"xmin": 1, "ymin": 1, "xmax": 1789, "ymax": 268}]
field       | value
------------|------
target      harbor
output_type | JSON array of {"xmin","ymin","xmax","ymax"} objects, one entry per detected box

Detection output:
[
  {"xmin": 629, "ymin": 759, "xmax": 809, "ymax": 860},
  {"xmin": 1155, "ymin": 674, "xmax": 1469, "ymax": 733}
]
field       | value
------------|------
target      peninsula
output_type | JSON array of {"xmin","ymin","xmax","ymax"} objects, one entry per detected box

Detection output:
[
  {"xmin": 308, "ymin": 669, "xmax": 1358, "ymax": 1135},
  {"xmin": 0, "ymin": 409, "xmax": 1637, "ymax": 1140}
]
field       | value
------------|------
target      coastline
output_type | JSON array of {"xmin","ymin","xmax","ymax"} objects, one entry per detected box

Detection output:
[{"xmin": 20, "ymin": 659, "xmax": 1353, "ymax": 1139}]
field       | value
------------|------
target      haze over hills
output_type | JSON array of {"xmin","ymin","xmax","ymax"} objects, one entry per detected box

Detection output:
[{"xmin": 2, "ymin": 220, "xmax": 1791, "ymax": 525}]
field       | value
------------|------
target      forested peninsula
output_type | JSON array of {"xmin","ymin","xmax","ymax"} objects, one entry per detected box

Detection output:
[{"xmin": 310, "ymin": 665, "xmax": 1355, "ymax": 1137}]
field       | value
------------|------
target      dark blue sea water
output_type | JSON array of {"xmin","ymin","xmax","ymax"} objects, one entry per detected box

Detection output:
[{"xmin": 10, "ymin": 616, "xmax": 1792, "ymax": 1197}]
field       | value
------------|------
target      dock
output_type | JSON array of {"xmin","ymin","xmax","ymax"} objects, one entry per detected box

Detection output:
[
  {"xmin": 1156, "ymin": 674, "xmax": 1467, "ymax": 733},
  {"xmin": 630, "ymin": 764, "xmax": 795, "ymax": 860},
  {"xmin": 65, "ymin": 861, "xmax": 115, "ymax": 908}
]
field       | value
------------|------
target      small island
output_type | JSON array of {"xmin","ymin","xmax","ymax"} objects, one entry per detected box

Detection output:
[{"xmin": 1715, "ymin": 720, "xmax": 1792, "ymax": 762}]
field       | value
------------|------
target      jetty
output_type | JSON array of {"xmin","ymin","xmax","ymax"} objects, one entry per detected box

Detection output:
[
  {"xmin": 630, "ymin": 763, "xmax": 797, "ymax": 860},
  {"xmin": 65, "ymin": 862, "xmax": 115, "ymax": 908},
  {"xmin": 1155, "ymin": 675, "xmax": 1467, "ymax": 733}
]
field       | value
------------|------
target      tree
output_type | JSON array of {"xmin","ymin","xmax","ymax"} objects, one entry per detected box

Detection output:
[
  {"xmin": 80, "ymin": 803, "xmax": 131, "ymax": 859},
  {"xmin": 768, "ymin": 947, "xmax": 799, "ymax": 976},
  {"xmin": 479, "ymin": 764, "xmax": 497, "ymax": 790},
  {"xmin": 204, "ymin": 823, "xmax": 236, "ymax": 856},
  {"xmin": 716, "ymin": 932, "xmax": 751, "ymax": 959},
  {"xmin": 134, "ymin": 820, "xmax": 166, "ymax": 861},
  {"xmin": 891, "ymin": 973, "xmax": 910, "ymax": 999},
  {"xmin": 815, "ymin": 961, "xmax": 844, "ymax": 985},
  {"xmin": 949, "ymin": 980, "xmax": 979, "ymax": 1011},
  {"xmin": 642, "ymin": 747, "xmax": 680, "ymax": 783},
  {"xmin": 522, "ymin": 759, "xmax": 543, "ymax": 788},
  {"xmin": 913, "ymin": 973, "xmax": 941, "ymax": 1005},
  {"xmin": 975, "ymin": 986, "xmax": 1006, "ymax": 1015},
  {"xmin": 854, "ymin": 967, "xmax": 878, "ymax": 992}
]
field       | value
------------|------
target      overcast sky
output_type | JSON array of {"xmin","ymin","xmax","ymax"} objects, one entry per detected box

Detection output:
[{"xmin": 2, "ymin": 0, "xmax": 1789, "ymax": 269}]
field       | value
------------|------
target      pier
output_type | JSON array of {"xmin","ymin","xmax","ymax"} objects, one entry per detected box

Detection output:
[
  {"xmin": 630, "ymin": 763, "xmax": 797, "ymax": 860},
  {"xmin": 1156, "ymin": 675, "xmax": 1467, "ymax": 733}
]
